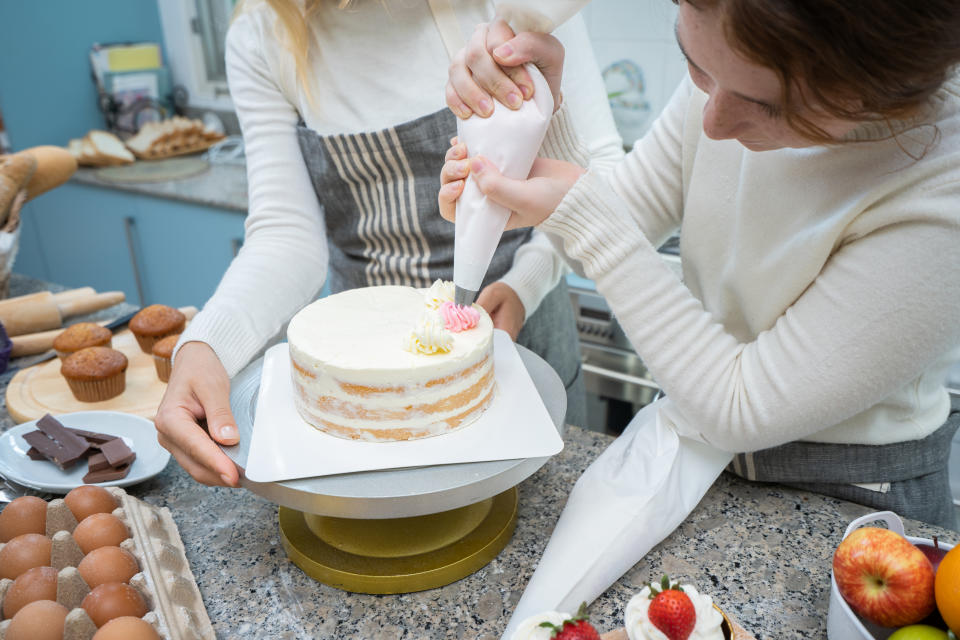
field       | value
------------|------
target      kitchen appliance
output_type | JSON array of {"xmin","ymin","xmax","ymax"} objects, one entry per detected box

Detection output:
[
  {"xmin": 222, "ymin": 343, "xmax": 565, "ymax": 593},
  {"xmin": 570, "ymin": 245, "xmax": 681, "ymax": 434}
]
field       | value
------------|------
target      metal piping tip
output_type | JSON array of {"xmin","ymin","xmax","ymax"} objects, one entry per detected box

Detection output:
[{"xmin": 454, "ymin": 286, "xmax": 478, "ymax": 307}]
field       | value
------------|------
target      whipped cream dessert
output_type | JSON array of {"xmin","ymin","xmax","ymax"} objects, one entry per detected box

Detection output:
[
  {"xmin": 625, "ymin": 584, "xmax": 725, "ymax": 640},
  {"xmin": 509, "ymin": 610, "xmax": 574, "ymax": 640},
  {"xmin": 287, "ymin": 281, "xmax": 495, "ymax": 442}
]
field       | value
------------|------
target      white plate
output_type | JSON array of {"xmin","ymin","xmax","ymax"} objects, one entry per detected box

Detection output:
[
  {"xmin": 245, "ymin": 330, "xmax": 564, "ymax": 483},
  {"xmin": 0, "ymin": 411, "xmax": 170, "ymax": 493}
]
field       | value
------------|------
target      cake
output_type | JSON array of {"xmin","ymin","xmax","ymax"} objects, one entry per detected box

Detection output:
[
  {"xmin": 52, "ymin": 322, "xmax": 112, "ymax": 360},
  {"xmin": 129, "ymin": 304, "xmax": 185, "ymax": 354},
  {"xmin": 151, "ymin": 333, "xmax": 180, "ymax": 382},
  {"xmin": 60, "ymin": 347, "xmax": 128, "ymax": 402},
  {"xmin": 287, "ymin": 281, "xmax": 495, "ymax": 442}
]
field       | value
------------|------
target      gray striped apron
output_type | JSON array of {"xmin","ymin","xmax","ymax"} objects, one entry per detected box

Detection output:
[
  {"xmin": 296, "ymin": 109, "xmax": 586, "ymax": 426},
  {"xmin": 727, "ymin": 410, "xmax": 959, "ymax": 529}
]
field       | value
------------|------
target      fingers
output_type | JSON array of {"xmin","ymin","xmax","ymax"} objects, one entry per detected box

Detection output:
[
  {"xmin": 447, "ymin": 25, "xmax": 496, "ymax": 118},
  {"xmin": 155, "ymin": 400, "xmax": 239, "ymax": 487},
  {"xmin": 154, "ymin": 342, "xmax": 240, "ymax": 487},
  {"xmin": 485, "ymin": 19, "xmax": 533, "ymax": 103},
  {"xmin": 491, "ymin": 32, "xmax": 565, "ymax": 110},
  {"xmin": 440, "ymin": 141, "xmax": 468, "ymax": 221}
]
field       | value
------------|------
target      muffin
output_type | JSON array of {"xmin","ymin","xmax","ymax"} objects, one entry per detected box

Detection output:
[
  {"xmin": 52, "ymin": 322, "xmax": 112, "ymax": 360},
  {"xmin": 151, "ymin": 333, "xmax": 180, "ymax": 383},
  {"xmin": 61, "ymin": 347, "xmax": 128, "ymax": 402},
  {"xmin": 129, "ymin": 304, "xmax": 186, "ymax": 354}
]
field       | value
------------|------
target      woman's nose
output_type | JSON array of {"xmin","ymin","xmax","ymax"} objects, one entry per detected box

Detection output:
[{"xmin": 701, "ymin": 90, "xmax": 746, "ymax": 140}]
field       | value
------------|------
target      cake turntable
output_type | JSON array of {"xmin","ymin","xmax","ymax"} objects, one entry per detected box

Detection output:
[{"xmin": 221, "ymin": 343, "xmax": 566, "ymax": 593}]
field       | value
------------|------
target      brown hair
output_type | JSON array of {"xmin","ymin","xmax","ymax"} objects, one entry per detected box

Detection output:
[{"xmin": 679, "ymin": 0, "xmax": 960, "ymax": 143}]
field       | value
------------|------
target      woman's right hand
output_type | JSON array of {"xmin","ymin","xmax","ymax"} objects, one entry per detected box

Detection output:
[
  {"xmin": 446, "ymin": 19, "xmax": 566, "ymax": 119},
  {"xmin": 155, "ymin": 341, "xmax": 240, "ymax": 487}
]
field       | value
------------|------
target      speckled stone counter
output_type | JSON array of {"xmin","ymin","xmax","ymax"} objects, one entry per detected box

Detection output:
[
  {"xmin": 1, "ymin": 275, "xmax": 956, "ymax": 640},
  {"xmin": 71, "ymin": 161, "xmax": 247, "ymax": 212}
]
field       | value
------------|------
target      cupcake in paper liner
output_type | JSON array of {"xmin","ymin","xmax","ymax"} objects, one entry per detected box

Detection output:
[{"xmin": 60, "ymin": 346, "xmax": 128, "ymax": 402}]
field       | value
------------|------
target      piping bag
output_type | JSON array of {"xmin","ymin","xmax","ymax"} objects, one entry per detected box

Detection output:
[
  {"xmin": 452, "ymin": 63, "xmax": 553, "ymax": 306},
  {"xmin": 501, "ymin": 400, "xmax": 732, "ymax": 638},
  {"xmin": 452, "ymin": 0, "xmax": 595, "ymax": 306}
]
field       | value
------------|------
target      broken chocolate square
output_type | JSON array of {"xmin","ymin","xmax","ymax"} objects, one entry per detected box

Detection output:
[{"xmin": 100, "ymin": 438, "xmax": 135, "ymax": 467}]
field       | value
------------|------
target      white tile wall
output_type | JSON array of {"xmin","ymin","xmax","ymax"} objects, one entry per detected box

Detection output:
[{"xmin": 581, "ymin": 0, "xmax": 685, "ymax": 144}]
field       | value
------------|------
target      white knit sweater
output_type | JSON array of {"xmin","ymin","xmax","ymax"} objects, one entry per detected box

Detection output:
[
  {"xmin": 177, "ymin": 0, "xmax": 623, "ymax": 376},
  {"xmin": 540, "ymin": 74, "xmax": 960, "ymax": 451}
]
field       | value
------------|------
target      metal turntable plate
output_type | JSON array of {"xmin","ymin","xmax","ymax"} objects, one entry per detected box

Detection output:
[{"xmin": 222, "ymin": 343, "xmax": 566, "ymax": 518}]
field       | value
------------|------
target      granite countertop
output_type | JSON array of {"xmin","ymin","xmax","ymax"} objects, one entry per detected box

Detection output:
[
  {"xmin": 1, "ymin": 274, "xmax": 956, "ymax": 640},
  {"xmin": 70, "ymin": 160, "xmax": 248, "ymax": 212}
]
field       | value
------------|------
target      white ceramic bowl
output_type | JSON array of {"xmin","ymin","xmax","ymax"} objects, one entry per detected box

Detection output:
[{"xmin": 827, "ymin": 511, "xmax": 954, "ymax": 640}]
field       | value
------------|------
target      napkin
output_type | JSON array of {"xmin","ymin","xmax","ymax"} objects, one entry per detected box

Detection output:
[{"xmin": 502, "ymin": 399, "xmax": 734, "ymax": 639}]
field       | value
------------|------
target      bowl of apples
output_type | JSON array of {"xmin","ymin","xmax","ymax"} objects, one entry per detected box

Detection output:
[{"xmin": 829, "ymin": 510, "xmax": 958, "ymax": 640}]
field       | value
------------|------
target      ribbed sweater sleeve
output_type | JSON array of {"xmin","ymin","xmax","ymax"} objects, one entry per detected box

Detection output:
[
  {"xmin": 538, "ymin": 75, "xmax": 960, "ymax": 451},
  {"xmin": 174, "ymin": 13, "xmax": 329, "ymax": 376}
]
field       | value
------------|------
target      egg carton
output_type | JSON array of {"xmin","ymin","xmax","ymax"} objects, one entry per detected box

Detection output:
[{"xmin": 0, "ymin": 487, "xmax": 214, "ymax": 640}]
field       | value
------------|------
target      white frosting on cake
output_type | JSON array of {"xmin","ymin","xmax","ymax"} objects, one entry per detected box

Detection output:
[
  {"xmin": 287, "ymin": 285, "xmax": 495, "ymax": 441},
  {"xmin": 625, "ymin": 584, "xmax": 724, "ymax": 640}
]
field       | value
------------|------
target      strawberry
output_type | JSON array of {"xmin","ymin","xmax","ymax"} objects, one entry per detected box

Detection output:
[
  {"xmin": 538, "ymin": 602, "xmax": 602, "ymax": 640},
  {"xmin": 647, "ymin": 575, "xmax": 696, "ymax": 640}
]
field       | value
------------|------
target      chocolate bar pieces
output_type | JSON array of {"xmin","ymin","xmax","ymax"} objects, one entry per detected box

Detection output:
[
  {"xmin": 83, "ymin": 462, "xmax": 132, "ymax": 483},
  {"xmin": 22, "ymin": 413, "xmax": 135, "ymax": 483},
  {"xmin": 22, "ymin": 415, "xmax": 93, "ymax": 470}
]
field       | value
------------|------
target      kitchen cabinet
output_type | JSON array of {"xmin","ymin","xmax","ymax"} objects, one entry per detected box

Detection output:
[{"xmin": 16, "ymin": 182, "xmax": 245, "ymax": 309}]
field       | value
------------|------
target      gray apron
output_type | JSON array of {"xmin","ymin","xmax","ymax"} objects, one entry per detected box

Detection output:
[
  {"xmin": 726, "ymin": 410, "xmax": 959, "ymax": 529},
  {"xmin": 296, "ymin": 109, "xmax": 586, "ymax": 426}
]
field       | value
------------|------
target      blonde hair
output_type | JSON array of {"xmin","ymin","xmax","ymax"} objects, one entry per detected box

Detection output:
[{"xmin": 233, "ymin": 0, "xmax": 352, "ymax": 102}]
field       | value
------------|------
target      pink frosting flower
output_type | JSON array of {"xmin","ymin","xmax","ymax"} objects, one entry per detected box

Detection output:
[{"xmin": 439, "ymin": 301, "xmax": 480, "ymax": 332}]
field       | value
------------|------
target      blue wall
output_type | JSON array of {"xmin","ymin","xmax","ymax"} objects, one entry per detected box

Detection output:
[{"xmin": 0, "ymin": 1, "xmax": 164, "ymax": 150}]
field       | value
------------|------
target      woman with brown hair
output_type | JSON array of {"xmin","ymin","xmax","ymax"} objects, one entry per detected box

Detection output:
[
  {"xmin": 442, "ymin": 0, "xmax": 960, "ymax": 528},
  {"xmin": 154, "ymin": 0, "xmax": 624, "ymax": 487}
]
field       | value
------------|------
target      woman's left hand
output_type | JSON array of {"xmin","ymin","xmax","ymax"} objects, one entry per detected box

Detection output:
[
  {"xmin": 477, "ymin": 282, "xmax": 525, "ymax": 340},
  {"xmin": 439, "ymin": 139, "xmax": 586, "ymax": 229}
]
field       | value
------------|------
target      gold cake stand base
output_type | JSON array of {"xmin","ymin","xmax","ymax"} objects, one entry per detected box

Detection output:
[{"xmin": 278, "ymin": 487, "xmax": 518, "ymax": 594}]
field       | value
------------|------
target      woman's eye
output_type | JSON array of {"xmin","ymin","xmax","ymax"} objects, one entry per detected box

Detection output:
[{"xmin": 757, "ymin": 102, "xmax": 782, "ymax": 119}]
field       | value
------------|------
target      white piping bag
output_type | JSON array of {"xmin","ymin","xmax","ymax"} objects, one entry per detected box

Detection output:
[
  {"xmin": 500, "ymin": 400, "xmax": 732, "ymax": 639},
  {"xmin": 452, "ymin": 64, "xmax": 553, "ymax": 306}
]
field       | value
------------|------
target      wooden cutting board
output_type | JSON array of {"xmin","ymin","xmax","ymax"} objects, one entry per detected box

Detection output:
[{"xmin": 5, "ymin": 317, "xmax": 191, "ymax": 424}]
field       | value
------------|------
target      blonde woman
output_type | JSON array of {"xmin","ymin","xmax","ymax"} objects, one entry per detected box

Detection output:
[{"xmin": 155, "ymin": 0, "xmax": 623, "ymax": 486}]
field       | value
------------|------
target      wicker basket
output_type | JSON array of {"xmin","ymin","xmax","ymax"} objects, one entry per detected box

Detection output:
[{"xmin": 0, "ymin": 188, "xmax": 25, "ymax": 300}]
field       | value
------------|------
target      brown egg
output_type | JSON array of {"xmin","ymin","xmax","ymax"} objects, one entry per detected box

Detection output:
[
  {"xmin": 6, "ymin": 599, "xmax": 68, "ymax": 640},
  {"xmin": 64, "ymin": 485, "xmax": 117, "ymax": 522},
  {"xmin": 0, "ymin": 533, "xmax": 52, "ymax": 579},
  {"xmin": 81, "ymin": 582, "xmax": 148, "ymax": 627},
  {"xmin": 78, "ymin": 545, "xmax": 139, "ymax": 588},
  {"xmin": 72, "ymin": 513, "xmax": 129, "ymax": 554},
  {"xmin": 3, "ymin": 565, "xmax": 58, "ymax": 618},
  {"xmin": 0, "ymin": 496, "xmax": 47, "ymax": 542},
  {"xmin": 92, "ymin": 616, "xmax": 161, "ymax": 640}
]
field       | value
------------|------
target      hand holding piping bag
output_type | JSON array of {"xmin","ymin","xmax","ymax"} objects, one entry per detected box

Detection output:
[
  {"xmin": 443, "ymin": 19, "xmax": 566, "ymax": 306},
  {"xmin": 439, "ymin": 21, "xmax": 586, "ymax": 236}
]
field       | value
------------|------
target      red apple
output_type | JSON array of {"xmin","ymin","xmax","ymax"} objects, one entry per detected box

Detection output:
[
  {"xmin": 833, "ymin": 526, "xmax": 936, "ymax": 628},
  {"xmin": 915, "ymin": 537, "xmax": 949, "ymax": 573}
]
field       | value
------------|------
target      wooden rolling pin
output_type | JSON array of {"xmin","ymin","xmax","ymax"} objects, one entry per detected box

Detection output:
[
  {"xmin": 10, "ymin": 305, "xmax": 198, "ymax": 357},
  {"xmin": 0, "ymin": 290, "xmax": 126, "ymax": 337}
]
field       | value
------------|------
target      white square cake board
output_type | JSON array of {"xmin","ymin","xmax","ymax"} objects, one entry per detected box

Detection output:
[{"xmin": 245, "ymin": 330, "xmax": 564, "ymax": 483}]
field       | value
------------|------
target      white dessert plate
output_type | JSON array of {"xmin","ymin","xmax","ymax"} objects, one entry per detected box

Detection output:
[
  {"xmin": 0, "ymin": 411, "xmax": 170, "ymax": 493},
  {"xmin": 246, "ymin": 330, "xmax": 564, "ymax": 483}
]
